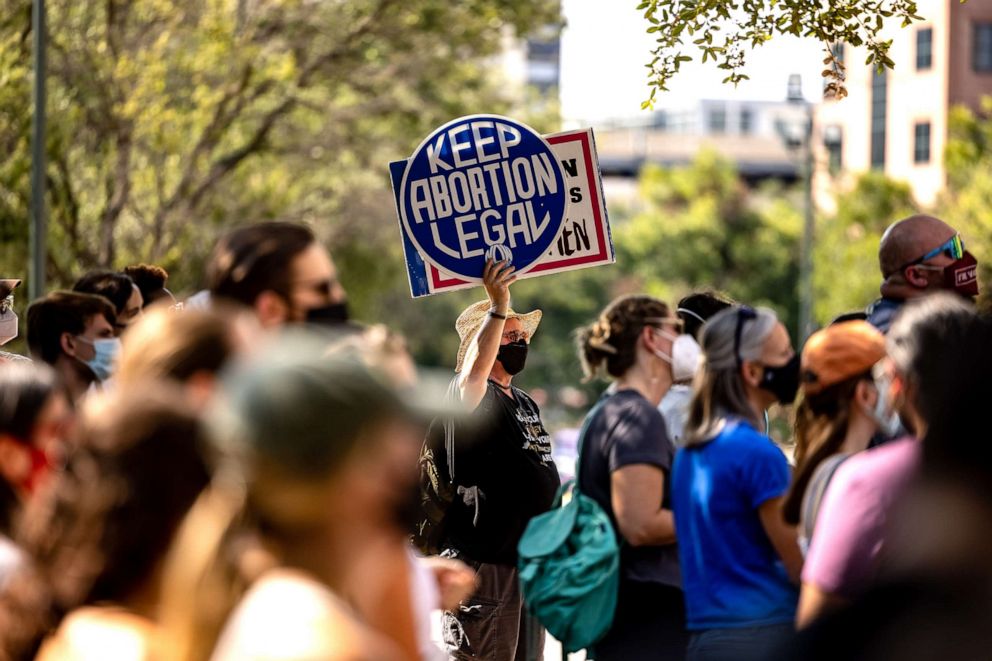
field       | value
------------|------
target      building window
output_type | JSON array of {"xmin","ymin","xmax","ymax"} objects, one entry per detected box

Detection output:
[
  {"xmin": 870, "ymin": 67, "xmax": 887, "ymax": 169},
  {"xmin": 740, "ymin": 108, "xmax": 754, "ymax": 135},
  {"xmin": 914, "ymin": 122, "xmax": 931, "ymax": 163},
  {"xmin": 824, "ymin": 125, "xmax": 843, "ymax": 175},
  {"xmin": 974, "ymin": 23, "xmax": 992, "ymax": 72},
  {"xmin": 707, "ymin": 106, "xmax": 727, "ymax": 133},
  {"xmin": 916, "ymin": 28, "xmax": 932, "ymax": 70}
]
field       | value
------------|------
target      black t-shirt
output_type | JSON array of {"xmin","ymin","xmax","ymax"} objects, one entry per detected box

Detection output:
[
  {"xmin": 439, "ymin": 381, "xmax": 560, "ymax": 565},
  {"xmin": 576, "ymin": 389, "xmax": 681, "ymax": 587}
]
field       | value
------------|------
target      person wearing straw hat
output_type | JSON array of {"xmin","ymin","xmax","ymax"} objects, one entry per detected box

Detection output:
[{"xmin": 428, "ymin": 258, "xmax": 559, "ymax": 661}]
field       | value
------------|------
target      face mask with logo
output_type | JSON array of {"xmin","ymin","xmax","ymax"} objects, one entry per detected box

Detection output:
[
  {"xmin": 944, "ymin": 251, "xmax": 980, "ymax": 298},
  {"xmin": 496, "ymin": 340, "xmax": 528, "ymax": 375},
  {"xmin": 75, "ymin": 336, "xmax": 122, "ymax": 382},
  {"xmin": 868, "ymin": 372, "xmax": 903, "ymax": 438},
  {"xmin": 759, "ymin": 354, "xmax": 801, "ymax": 405},
  {"xmin": 652, "ymin": 330, "xmax": 701, "ymax": 383},
  {"xmin": 305, "ymin": 301, "xmax": 350, "ymax": 326}
]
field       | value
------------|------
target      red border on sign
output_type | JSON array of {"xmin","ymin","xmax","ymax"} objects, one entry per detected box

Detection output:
[{"xmin": 428, "ymin": 130, "xmax": 606, "ymax": 289}]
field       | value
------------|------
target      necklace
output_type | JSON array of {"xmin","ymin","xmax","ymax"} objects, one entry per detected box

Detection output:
[{"xmin": 488, "ymin": 378, "xmax": 512, "ymax": 390}]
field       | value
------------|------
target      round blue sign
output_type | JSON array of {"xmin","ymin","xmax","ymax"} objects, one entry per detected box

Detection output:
[{"xmin": 399, "ymin": 115, "xmax": 567, "ymax": 281}]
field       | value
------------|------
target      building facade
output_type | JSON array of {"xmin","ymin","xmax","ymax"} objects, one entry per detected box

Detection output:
[{"xmin": 815, "ymin": 0, "xmax": 992, "ymax": 207}]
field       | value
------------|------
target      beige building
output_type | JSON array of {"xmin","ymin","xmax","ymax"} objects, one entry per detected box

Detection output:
[{"xmin": 815, "ymin": 0, "xmax": 992, "ymax": 209}]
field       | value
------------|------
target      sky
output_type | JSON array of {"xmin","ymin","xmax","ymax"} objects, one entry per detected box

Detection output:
[{"xmin": 559, "ymin": 1, "xmax": 827, "ymax": 125}]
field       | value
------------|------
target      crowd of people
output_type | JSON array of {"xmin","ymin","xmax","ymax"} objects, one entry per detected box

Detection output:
[{"xmin": 0, "ymin": 212, "xmax": 986, "ymax": 661}]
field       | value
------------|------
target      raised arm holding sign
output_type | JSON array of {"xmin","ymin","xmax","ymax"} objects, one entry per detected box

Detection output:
[{"xmin": 458, "ymin": 258, "xmax": 517, "ymax": 410}]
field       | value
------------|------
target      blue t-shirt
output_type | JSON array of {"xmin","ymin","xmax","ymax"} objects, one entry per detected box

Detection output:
[{"xmin": 672, "ymin": 419, "xmax": 797, "ymax": 630}]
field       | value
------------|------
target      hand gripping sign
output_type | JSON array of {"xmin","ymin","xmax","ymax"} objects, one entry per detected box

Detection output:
[{"xmin": 392, "ymin": 116, "xmax": 615, "ymax": 298}]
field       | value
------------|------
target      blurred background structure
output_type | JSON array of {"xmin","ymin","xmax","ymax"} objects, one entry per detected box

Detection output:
[{"xmin": 2, "ymin": 0, "xmax": 991, "ymax": 430}]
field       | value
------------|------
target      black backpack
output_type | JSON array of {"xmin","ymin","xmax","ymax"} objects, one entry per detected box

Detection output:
[{"xmin": 411, "ymin": 378, "xmax": 461, "ymax": 555}]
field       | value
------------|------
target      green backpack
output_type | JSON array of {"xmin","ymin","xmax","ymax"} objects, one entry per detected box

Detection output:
[{"xmin": 517, "ymin": 399, "xmax": 619, "ymax": 654}]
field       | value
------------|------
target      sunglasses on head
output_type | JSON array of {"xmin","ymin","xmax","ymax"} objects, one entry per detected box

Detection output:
[
  {"xmin": 734, "ymin": 306, "xmax": 757, "ymax": 367},
  {"xmin": 897, "ymin": 234, "xmax": 964, "ymax": 272}
]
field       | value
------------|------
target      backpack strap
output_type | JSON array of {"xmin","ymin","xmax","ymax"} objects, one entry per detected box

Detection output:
[{"xmin": 801, "ymin": 453, "xmax": 851, "ymax": 544}]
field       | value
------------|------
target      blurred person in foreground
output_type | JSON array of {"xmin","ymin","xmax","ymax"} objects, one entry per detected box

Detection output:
[
  {"xmin": 416, "ymin": 259, "xmax": 559, "ymax": 661},
  {"xmin": 0, "ymin": 385, "xmax": 210, "ymax": 661},
  {"xmin": 575, "ymin": 295, "xmax": 687, "ymax": 659},
  {"xmin": 785, "ymin": 295, "xmax": 990, "ymax": 660},
  {"xmin": 796, "ymin": 294, "xmax": 977, "ymax": 629},
  {"xmin": 327, "ymin": 325, "xmax": 476, "ymax": 660},
  {"xmin": 783, "ymin": 321, "xmax": 892, "ymax": 555},
  {"xmin": 159, "ymin": 342, "xmax": 431, "ymax": 661},
  {"xmin": 73, "ymin": 271, "xmax": 144, "ymax": 336},
  {"xmin": 866, "ymin": 215, "xmax": 979, "ymax": 332},
  {"xmin": 0, "ymin": 364, "xmax": 71, "ymax": 585},
  {"xmin": 660, "ymin": 291, "xmax": 734, "ymax": 446},
  {"xmin": 26, "ymin": 292, "xmax": 118, "ymax": 404},
  {"xmin": 672, "ymin": 306, "xmax": 803, "ymax": 661},
  {"xmin": 116, "ymin": 304, "xmax": 258, "ymax": 411},
  {"xmin": 123, "ymin": 264, "xmax": 177, "ymax": 309},
  {"xmin": 206, "ymin": 221, "xmax": 349, "ymax": 328}
]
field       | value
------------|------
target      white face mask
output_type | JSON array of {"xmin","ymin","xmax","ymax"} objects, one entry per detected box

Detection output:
[
  {"xmin": 0, "ymin": 297, "xmax": 17, "ymax": 346},
  {"xmin": 652, "ymin": 330, "xmax": 702, "ymax": 383},
  {"xmin": 867, "ymin": 373, "xmax": 902, "ymax": 438}
]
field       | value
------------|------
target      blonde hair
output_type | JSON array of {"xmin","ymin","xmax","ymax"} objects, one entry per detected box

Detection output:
[{"xmin": 117, "ymin": 305, "xmax": 251, "ymax": 384}]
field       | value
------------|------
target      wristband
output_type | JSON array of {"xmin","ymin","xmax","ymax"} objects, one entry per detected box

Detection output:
[{"xmin": 489, "ymin": 310, "xmax": 508, "ymax": 320}]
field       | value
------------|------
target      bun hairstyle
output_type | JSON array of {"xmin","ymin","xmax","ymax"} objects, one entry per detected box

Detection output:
[{"xmin": 577, "ymin": 294, "xmax": 670, "ymax": 381}]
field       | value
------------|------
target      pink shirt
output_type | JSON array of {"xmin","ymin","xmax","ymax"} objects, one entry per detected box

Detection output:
[{"xmin": 802, "ymin": 439, "xmax": 920, "ymax": 599}]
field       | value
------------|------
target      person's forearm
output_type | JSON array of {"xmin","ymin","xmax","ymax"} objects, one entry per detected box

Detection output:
[
  {"xmin": 462, "ymin": 313, "xmax": 505, "ymax": 387},
  {"xmin": 621, "ymin": 509, "xmax": 676, "ymax": 547}
]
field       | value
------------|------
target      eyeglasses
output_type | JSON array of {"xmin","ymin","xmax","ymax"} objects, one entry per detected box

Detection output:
[
  {"xmin": 734, "ymin": 306, "xmax": 758, "ymax": 367},
  {"xmin": 502, "ymin": 330, "xmax": 529, "ymax": 343},
  {"xmin": 292, "ymin": 278, "xmax": 338, "ymax": 298},
  {"xmin": 897, "ymin": 234, "xmax": 964, "ymax": 272}
]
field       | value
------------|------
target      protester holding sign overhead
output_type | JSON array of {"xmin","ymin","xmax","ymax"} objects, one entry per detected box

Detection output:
[{"xmin": 419, "ymin": 258, "xmax": 560, "ymax": 661}]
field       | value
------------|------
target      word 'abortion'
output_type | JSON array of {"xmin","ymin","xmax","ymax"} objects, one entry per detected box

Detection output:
[{"xmin": 407, "ymin": 120, "xmax": 561, "ymax": 260}]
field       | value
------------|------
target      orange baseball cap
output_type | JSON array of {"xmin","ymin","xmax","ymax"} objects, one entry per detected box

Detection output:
[{"xmin": 801, "ymin": 320, "xmax": 886, "ymax": 395}]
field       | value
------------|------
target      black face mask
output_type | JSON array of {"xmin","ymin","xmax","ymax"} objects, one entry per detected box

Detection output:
[
  {"xmin": 496, "ymin": 340, "xmax": 528, "ymax": 375},
  {"xmin": 305, "ymin": 301, "xmax": 350, "ymax": 326},
  {"xmin": 759, "ymin": 354, "xmax": 800, "ymax": 404}
]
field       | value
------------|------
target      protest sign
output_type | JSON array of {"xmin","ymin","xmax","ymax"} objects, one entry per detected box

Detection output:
[{"xmin": 391, "ymin": 121, "xmax": 614, "ymax": 298}]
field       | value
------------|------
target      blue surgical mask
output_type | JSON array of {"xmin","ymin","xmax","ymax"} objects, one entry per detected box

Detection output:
[{"xmin": 75, "ymin": 336, "xmax": 122, "ymax": 382}]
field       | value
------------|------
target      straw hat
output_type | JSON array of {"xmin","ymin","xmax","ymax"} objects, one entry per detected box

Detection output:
[{"xmin": 455, "ymin": 300, "xmax": 542, "ymax": 373}]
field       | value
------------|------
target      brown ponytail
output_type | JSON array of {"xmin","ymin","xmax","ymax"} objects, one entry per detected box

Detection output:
[
  {"xmin": 783, "ymin": 374, "xmax": 870, "ymax": 525},
  {"xmin": 577, "ymin": 295, "xmax": 670, "ymax": 381}
]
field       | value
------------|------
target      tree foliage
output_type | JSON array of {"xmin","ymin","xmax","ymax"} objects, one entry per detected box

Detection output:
[
  {"xmin": 811, "ymin": 172, "xmax": 916, "ymax": 324},
  {"xmin": 0, "ymin": 0, "xmax": 558, "ymax": 292},
  {"xmin": 638, "ymin": 0, "xmax": 931, "ymax": 107},
  {"xmin": 939, "ymin": 100, "xmax": 992, "ymax": 312},
  {"xmin": 615, "ymin": 151, "xmax": 802, "ymax": 333}
]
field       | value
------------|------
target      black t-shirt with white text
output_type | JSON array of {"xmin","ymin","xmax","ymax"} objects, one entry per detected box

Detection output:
[{"xmin": 439, "ymin": 381, "xmax": 561, "ymax": 566}]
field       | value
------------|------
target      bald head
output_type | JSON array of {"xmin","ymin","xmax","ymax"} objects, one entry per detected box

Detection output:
[{"xmin": 879, "ymin": 215, "xmax": 957, "ymax": 278}]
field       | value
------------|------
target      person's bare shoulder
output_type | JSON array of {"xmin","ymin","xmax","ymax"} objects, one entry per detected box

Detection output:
[{"xmin": 211, "ymin": 569, "xmax": 403, "ymax": 661}]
